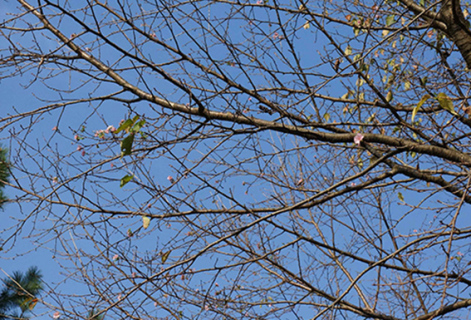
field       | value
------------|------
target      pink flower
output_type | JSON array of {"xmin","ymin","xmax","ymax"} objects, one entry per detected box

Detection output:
[
  {"xmin": 74, "ymin": 134, "xmax": 79, "ymax": 141},
  {"xmin": 167, "ymin": 176, "xmax": 175, "ymax": 183},
  {"xmin": 53, "ymin": 311, "xmax": 60, "ymax": 319},
  {"xmin": 273, "ymin": 32, "xmax": 279, "ymax": 39},
  {"xmin": 354, "ymin": 133, "xmax": 364, "ymax": 145},
  {"xmin": 52, "ymin": 126, "xmax": 58, "ymax": 131},
  {"xmin": 257, "ymin": 0, "xmax": 263, "ymax": 4},
  {"xmin": 105, "ymin": 125, "xmax": 115, "ymax": 133},
  {"xmin": 112, "ymin": 254, "xmax": 119, "ymax": 260},
  {"xmin": 94, "ymin": 130, "xmax": 105, "ymax": 138},
  {"xmin": 457, "ymin": 251, "xmax": 464, "ymax": 257},
  {"xmin": 76, "ymin": 145, "xmax": 83, "ymax": 151}
]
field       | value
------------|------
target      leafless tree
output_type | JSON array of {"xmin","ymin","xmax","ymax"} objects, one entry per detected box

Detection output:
[{"xmin": 2, "ymin": 0, "xmax": 471, "ymax": 319}]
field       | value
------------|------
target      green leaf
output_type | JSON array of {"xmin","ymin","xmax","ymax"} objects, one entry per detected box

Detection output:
[
  {"xmin": 412, "ymin": 94, "xmax": 431, "ymax": 122},
  {"xmin": 420, "ymin": 77, "xmax": 428, "ymax": 86},
  {"xmin": 120, "ymin": 133, "xmax": 135, "ymax": 156},
  {"xmin": 131, "ymin": 119, "xmax": 146, "ymax": 133},
  {"xmin": 386, "ymin": 15, "xmax": 395, "ymax": 27},
  {"xmin": 324, "ymin": 113, "xmax": 330, "ymax": 122},
  {"xmin": 120, "ymin": 174, "xmax": 134, "ymax": 187},
  {"xmin": 142, "ymin": 216, "xmax": 151, "ymax": 229},
  {"xmin": 161, "ymin": 250, "xmax": 171, "ymax": 263},
  {"xmin": 436, "ymin": 92, "xmax": 456, "ymax": 115},
  {"xmin": 398, "ymin": 192, "xmax": 404, "ymax": 202},
  {"xmin": 115, "ymin": 115, "xmax": 141, "ymax": 134},
  {"xmin": 115, "ymin": 119, "xmax": 134, "ymax": 134}
]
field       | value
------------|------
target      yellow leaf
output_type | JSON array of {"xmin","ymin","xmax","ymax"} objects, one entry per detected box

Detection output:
[
  {"xmin": 303, "ymin": 21, "xmax": 310, "ymax": 29},
  {"xmin": 161, "ymin": 250, "xmax": 171, "ymax": 263},
  {"xmin": 412, "ymin": 94, "xmax": 431, "ymax": 122},
  {"xmin": 344, "ymin": 45, "xmax": 352, "ymax": 56},
  {"xmin": 142, "ymin": 216, "xmax": 150, "ymax": 229},
  {"xmin": 29, "ymin": 298, "xmax": 38, "ymax": 310},
  {"xmin": 386, "ymin": 91, "xmax": 393, "ymax": 102},
  {"xmin": 398, "ymin": 192, "xmax": 404, "ymax": 202},
  {"xmin": 436, "ymin": 92, "xmax": 456, "ymax": 115}
]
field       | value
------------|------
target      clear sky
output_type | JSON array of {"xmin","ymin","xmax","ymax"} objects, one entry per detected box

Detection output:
[{"xmin": 2, "ymin": 1, "xmax": 471, "ymax": 320}]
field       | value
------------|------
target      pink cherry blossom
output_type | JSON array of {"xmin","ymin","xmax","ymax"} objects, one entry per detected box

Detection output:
[
  {"xmin": 167, "ymin": 176, "xmax": 175, "ymax": 183},
  {"xmin": 354, "ymin": 133, "xmax": 364, "ymax": 145},
  {"xmin": 105, "ymin": 125, "xmax": 116, "ymax": 133},
  {"xmin": 53, "ymin": 311, "xmax": 60, "ymax": 319}
]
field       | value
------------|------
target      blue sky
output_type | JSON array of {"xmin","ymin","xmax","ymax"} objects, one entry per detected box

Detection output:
[{"xmin": 2, "ymin": 1, "xmax": 471, "ymax": 319}]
